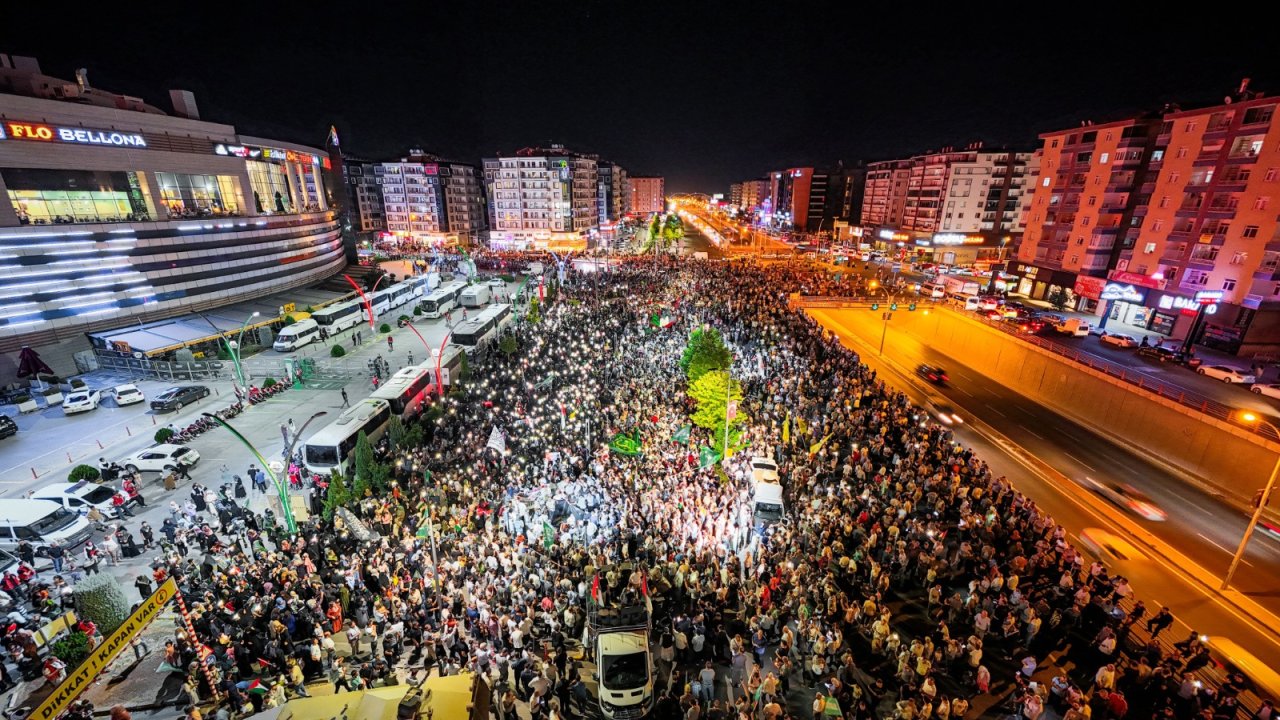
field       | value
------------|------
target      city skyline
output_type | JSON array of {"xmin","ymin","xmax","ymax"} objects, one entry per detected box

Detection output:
[{"xmin": 2, "ymin": 7, "xmax": 1273, "ymax": 193}]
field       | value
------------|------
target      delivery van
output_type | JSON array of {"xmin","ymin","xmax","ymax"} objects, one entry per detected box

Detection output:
[
  {"xmin": 0, "ymin": 499, "xmax": 94, "ymax": 555},
  {"xmin": 459, "ymin": 285, "xmax": 491, "ymax": 308}
]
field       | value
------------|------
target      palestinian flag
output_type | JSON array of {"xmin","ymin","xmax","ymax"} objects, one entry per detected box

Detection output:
[{"xmin": 649, "ymin": 312, "xmax": 674, "ymax": 329}]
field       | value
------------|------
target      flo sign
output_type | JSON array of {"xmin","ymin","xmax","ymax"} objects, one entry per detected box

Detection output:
[
  {"xmin": 0, "ymin": 120, "xmax": 147, "ymax": 148},
  {"xmin": 1099, "ymin": 283, "xmax": 1146, "ymax": 303}
]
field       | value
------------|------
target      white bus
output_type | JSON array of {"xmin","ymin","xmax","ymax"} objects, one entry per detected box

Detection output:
[
  {"xmin": 385, "ymin": 281, "xmax": 418, "ymax": 310},
  {"xmin": 370, "ymin": 364, "xmax": 434, "ymax": 419},
  {"xmin": 452, "ymin": 303, "xmax": 513, "ymax": 356},
  {"xmin": 370, "ymin": 288, "xmax": 392, "ymax": 316},
  {"xmin": 420, "ymin": 280, "xmax": 469, "ymax": 319},
  {"xmin": 273, "ymin": 318, "xmax": 320, "ymax": 351},
  {"xmin": 312, "ymin": 300, "xmax": 364, "ymax": 334},
  {"xmin": 460, "ymin": 284, "xmax": 491, "ymax": 308},
  {"xmin": 302, "ymin": 398, "xmax": 392, "ymax": 476},
  {"xmin": 413, "ymin": 272, "xmax": 441, "ymax": 296}
]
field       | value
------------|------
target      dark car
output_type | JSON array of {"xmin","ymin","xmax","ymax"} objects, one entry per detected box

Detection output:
[
  {"xmin": 149, "ymin": 385, "xmax": 210, "ymax": 412},
  {"xmin": 1135, "ymin": 345, "xmax": 1180, "ymax": 363},
  {"xmin": 0, "ymin": 414, "xmax": 16, "ymax": 439},
  {"xmin": 916, "ymin": 364, "xmax": 949, "ymax": 385}
]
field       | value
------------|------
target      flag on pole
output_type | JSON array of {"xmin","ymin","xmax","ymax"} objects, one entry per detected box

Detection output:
[
  {"xmin": 672, "ymin": 425, "xmax": 691, "ymax": 445},
  {"xmin": 782, "ymin": 412, "xmax": 790, "ymax": 444},
  {"xmin": 809, "ymin": 433, "xmax": 833, "ymax": 457},
  {"xmin": 609, "ymin": 430, "xmax": 643, "ymax": 456},
  {"xmin": 698, "ymin": 445, "xmax": 721, "ymax": 469},
  {"xmin": 533, "ymin": 375, "xmax": 554, "ymax": 391},
  {"xmin": 486, "ymin": 425, "xmax": 507, "ymax": 454},
  {"xmin": 726, "ymin": 400, "xmax": 739, "ymax": 421},
  {"xmin": 326, "ymin": 125, "xmax": 341, "ymax": 147},
  {"xmin": 542, "ymin": 521, "xmax": 555, "ymax": 549},
  {"xmin": 590, "ymin": 575, "xmax": 600, "ymax": 604}
]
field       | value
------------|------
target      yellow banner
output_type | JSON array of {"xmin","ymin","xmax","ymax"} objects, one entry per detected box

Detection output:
[{"xmin": 31, "ymin": 577, "xmax": 178, "ymax": 720}]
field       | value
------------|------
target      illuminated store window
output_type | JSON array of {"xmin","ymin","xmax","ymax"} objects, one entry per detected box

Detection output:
[
  {"xmin": 247, "ymin": 160, "xmax": 294, "ymax": 214},
  {"xmin": 155, "ymin": 172, "xmax": 241, "ymax": 217},
  {"xmin": 3, "ymin": 168, "xmax": 152, "ymax": 225}
]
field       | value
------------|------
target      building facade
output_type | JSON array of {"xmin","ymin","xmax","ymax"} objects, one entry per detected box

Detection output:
[
  {"xmin": 484, "ymin": 146, "xmax": 599, "ymax": 250},
  {"xmin": 740, "ymin": 179, "xmax": 769, "ymax": 215},
  {"xmin": 628, "ymin": 175, "xmax": 665, "ymax": 215},
  {"xmin": 596, "ymin": 161, "xmax": 629, "ymax": 225},
  {"xmin": 0, "ymin": 55, "xmax": 343, "ymax": 372},
  {"xmin": 861, "ymin": 160, "xmax": 912, "ymax": 230},
  {"xmin": 343, "ymin": 158, "xmax": 384, "ymax": 235}
]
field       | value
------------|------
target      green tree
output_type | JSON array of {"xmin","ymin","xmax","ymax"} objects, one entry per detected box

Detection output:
[
  {"xmin": 73, "ymin": 573, "xmax": 132, "ymax": 635},
  {"xmin": 330, "ymin": 344, "xmax": 347, "ymax": 358},
  {"xmin": 688, "ymin": 370, "xmax": 745, "ymax": 428},
  {"xmin": 68, "ymin": 464, "xmax": 100, "ymax": 483},
  {"xmin": 527, "ymin": 299, "xmax": 542, "ymax": 324},
  {"xmin": 323, "ymin": 470, "xmax": 350, "ymax": 520},
  {"xmin": 388, "ymin": 416, "xmax": 406, "ymax": 448},
  {"xmin": 352, "ymin": 431, "xmax": 375, "ymax": 497},
  {"xmin": 1047, "ymin": 287, "xmax": 1069, "ymax": 311},
  {"xmin": 682, "ymin": 327, "xmax": 731, "ymax": 383},
  {"xmin": 499, "ymin": 334, "xmax": 518, "ymax": 356},
  {"xmin": 155, "ymin": 428, "xmax": 175, "ymax": 444}
]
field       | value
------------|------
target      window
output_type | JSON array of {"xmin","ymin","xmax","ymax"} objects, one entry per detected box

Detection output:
[
  {"xmin": 1255, "ymin": 196, "xmax": 1270, "ymax": 210},
  {"xmin": 1069, "ymin": 255, "xmax": 1079, "ymax": 264},
  {"xmin": 246, "ymin": 161, "xmax": 294, "ymax": 214},
  {"xmin": 1077, "ymin": 152, "xmax": 1093, "ymax": 163},
  {"xmin": 1042, "ymin": 177, "xmax": 1051, "ymax": 187},
  {"xmin": 1099, "ymin": 152, "xmax": 1110, "ymax": 164},
  {"xmin": 1050, "ymin": 139, "xmax": 1059, "ymax": 149},
  {"xmin": 1223, "ymin": 278, "xmax": 1237, "ymax": 291},
  {"xmin": 1266, "ymin": 168, "xmax": 1280, "ymax": 182},
  {"xmin": 1243, "ymin": 225, "xmax": 1260, "ymax": 238},
  {"xmin": 1075, "ymin": 237, "xmax": 1084, "ymax": 245},
  {"xmin": 1144, "ymin": 242, "xmax": 1156, "ymax": 254},
  {"xmin": 1185, "ymin": 121, "xmax": 1198, "ymax": 132},
  {"xmin": 1152, "ymin": 220, "xmax": 1164, "ymax": 232},
  {"xmin": 1159, "ymin": 196, "xmax": 1170, "ymax": 208},
  {"xmin": 1231, "ymin": 252, "xmax": 1248, "ymax": 265},
  {"xmin": 1177, "ymin": 147, "xmax": 1188, "ymax": 159},
  {"xmin": 4, "ymin": 168, "xmax": 154, "ymax": 225},
  {"xmin": 1151, "ymin": 149, "xmax": 1165, "ymax": 162},
  {"xmin": 1087, "ymin": 196, "xmax": 1097, "ymax": 206}
]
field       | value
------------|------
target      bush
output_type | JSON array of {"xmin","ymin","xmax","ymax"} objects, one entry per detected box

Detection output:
[
  {"xmin": 13, "ymin": 394, "xmax": 31, "ymax": 404},
  {"xmin": 330, "ymin": 345, "xmax": 347, "ymax": 358},
  {"xmin": 155, "ymin": 428, "xmax": 175, "ymax": 444},
  {"xmin": 51, "ymin": 631, "xmax": 91, "ymax": 668},
  {"xmin": 69, "ymin": 464, "xmax": 101, "ymax": 483},
  {"xmin": 73, "ymin": 573, "xmax": 132, "ymax": 635},
  {"xmin": 282, "ymin": 315, "xmax": 296, "ymax": 325},
  {"xmin": 500, "ymin": 274, "xmax": 516, "ymax": 282},
  {"xmin": 398, "ymin": 315, "xmax": 410, "ymax": 324},
  {"xmin": 413, "ymin": 305, "xmax": 423, "ymax": 316},
  {"xmin": 41, "ymin": 388, "xmax": 61, "ymax": 397},
  {"xmin": 380, "ymin": 323, "xmax": 392, "ymax": 334},
  {"xmin": 263, "ymin": 377, "xmax": 277, "ymax": 389},
  {"xmin": 70, "ymin": 378, "xmax": 86, "ymax": 389},
  {"xmin": 216, "ymin": 346, "xmax": 232, "ymax": 361}
]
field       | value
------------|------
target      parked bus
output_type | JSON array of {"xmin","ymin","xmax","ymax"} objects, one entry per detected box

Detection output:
[
  {"xmin": 428, "ymin": 346, "xmax": 465, "ymax": 393},
  {"xmin": 302, "ymin": 399, "xmax": 392, "ymax": 476},
  {"xmin": 370, "ymin": 365, "xmax": 434, "ymax": 419},
  {"xmin": 312, "ymin": 300, "xmax": 364, "ymax": 334},
  {"xmin": 273, "ymin": 319, "xmax": 320, "ymax": 351},
  {"xmin": 420, "ymin": 280, "xmax": 468, "ymax": 319},
  {"xmin": 384, "ymin": 281, "xmax": 418, "ymax": 310},
  {"xmin": 460, "ymin": 284, "xmax": 491, "ymax": 308},
  {"xmin": 370, "ymin": 288, "xmax": 393, "ymax": 316},
  {"xmin": 452, "ymin": 303, "xmax": 513, "ymax": 356},
  {"xmin": 413, "ymin": 272, "xmax": 441, "ymax": 296}
]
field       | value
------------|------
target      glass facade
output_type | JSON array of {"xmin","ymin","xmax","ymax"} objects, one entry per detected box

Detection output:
[
  {"xmin": 155, "ymin": 172, "xmax": 241, "ymax": 217},
  {"xmin": 3, "ymin": 168, "xmax": 152, "ymax": 225},
  {"xmin": 247, "ymin": 160, "xmax": 294, "ymax": 214}
]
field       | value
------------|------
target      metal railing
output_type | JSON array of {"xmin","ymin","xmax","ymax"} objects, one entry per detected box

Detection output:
[{"xmin": 94, "ymin": 353, "xmax": 227, "ymax": 382}]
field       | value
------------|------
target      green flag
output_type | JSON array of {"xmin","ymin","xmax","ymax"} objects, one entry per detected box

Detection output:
[
  {"xmin": 672, "ymin": 425, "xmax": 691, "ymax": 445},
  {"xmin": 609, "ymin": 432, "xmax": 643, "ymax": 456},
  {"xmin": 542, "ymin": 521, "xmax": 555, "ymax": 549},
  {"xmin": 821, "ymin": 696, "xmax": 842, "ymax": 717},
  {"xmin": 698, "ymin": 445, "xmax": 721, "ymax": 469}
]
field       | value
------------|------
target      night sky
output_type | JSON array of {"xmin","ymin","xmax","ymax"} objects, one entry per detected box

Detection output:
[{"xmin": 2, "ymin": 7, "xmax": 1275, "ymax": 193}]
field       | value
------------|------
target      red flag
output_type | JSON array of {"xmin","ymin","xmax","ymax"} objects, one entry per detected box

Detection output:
[
  {"xmin": 641, "ymin": 574, "xmax": 649, "ymax": 597},
  {"xmin": 538, "ymin": 276, "xmax": 545, "ymax": 302},
  {"xmin": 591, "ymin": 575, "xmax": 600, "ymax": 603}
]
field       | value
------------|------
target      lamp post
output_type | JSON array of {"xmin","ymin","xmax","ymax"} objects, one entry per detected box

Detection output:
[
  {"xmin": 203, "ymin": 412, "xmax": 297, "ymax": 534},
  {"xmin": 433, "ymin": 328, "xmax": 454, "ymax": 397},
  {"xmin": 1223, "ymin": 411, "xmax": 1280, "ymax": 590},
  {"xmin": 196, "ymin": 311, "xmax": 259, "ymax": 389},
  {"xmin": 283, "ymin": 410, "xmax": 328, "ymax": 466}
]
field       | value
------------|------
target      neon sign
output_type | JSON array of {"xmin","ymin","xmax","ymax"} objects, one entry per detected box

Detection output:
[
  {"xmin": 1, "ymin": 121, "xmax": 146, "ymax": 147},
  {"xmin": 1100, "ymin": 283, "xmax": 1146, "ymax": 302}
]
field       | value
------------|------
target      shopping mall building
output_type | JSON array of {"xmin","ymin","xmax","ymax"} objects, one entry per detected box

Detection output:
[{"xmin": 0, "ymin": 55, "xmax": 346, "ymax": 380}]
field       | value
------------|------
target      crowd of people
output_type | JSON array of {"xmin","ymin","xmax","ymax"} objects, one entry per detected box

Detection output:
[{"xmin": 8, "ymin": 255, "xmax": 1267, "ymax": 720}]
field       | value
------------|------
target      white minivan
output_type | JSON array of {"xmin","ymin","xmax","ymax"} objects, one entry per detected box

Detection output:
[
  {"xmin": 459, "ymin": 285, "xmax": 491, "ymax": 308},
  {"xmin": 921, "ymin": 283, "xmax": 946, "ymax": 299},
  {"xmin": 0, "ymin": 499, "xmax": 94, "ymax": 556},
  {"xmin": 273, "ymin": 319, "xmax": 320, "ymax": 352}
]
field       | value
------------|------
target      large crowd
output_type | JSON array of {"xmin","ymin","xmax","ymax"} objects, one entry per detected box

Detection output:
[{"xmin": 7, "ymin": 255, "xmax": 1268, "ymax": 720}]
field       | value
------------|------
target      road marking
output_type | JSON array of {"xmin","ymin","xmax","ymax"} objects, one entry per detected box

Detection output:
[
  {"xmin": 1022, "ymin": 426, "xmax": 1045, "ymax": 439},
  {"xmin": 1064, "ymin": 452, "xmax": 1095, "ymax": 471},
  {"xmin": 953, "ymin": 386, "xmax": 973, "ymax": 397},
  {"xmin": 1198, "ymin": 532, "xmax": 1253, "ymax": 566},
  {"xmin": 985, "ymin": 403, "xmax": 1007, "ymax": 417}
]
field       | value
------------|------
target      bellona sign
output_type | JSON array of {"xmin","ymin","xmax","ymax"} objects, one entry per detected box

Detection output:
[{"xmin": 0, "ymin": 121, "xmax": 147, "ymax": 148}]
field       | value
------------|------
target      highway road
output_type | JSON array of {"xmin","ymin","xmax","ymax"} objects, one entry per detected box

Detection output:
[{"xmin": 810, "ymin": 305, "xmax": 1280, "ymax": 669}]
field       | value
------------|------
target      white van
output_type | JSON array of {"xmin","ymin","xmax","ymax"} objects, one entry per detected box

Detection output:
[
  {"xmin": 752, "ymin": 482, "xmax": 786, "ymax": 527},
  {"xmin": 273, "ymin": 319, "xmax": 320, "ymax": 351},
  {"xmin": 949, "ymin": 293, "xmax": 981, "ymax": 311},
  {"xmin": 0, "ymin": 499, "xmax": 94, "ymax": 555},
  {"xmin": 459, "ymin": 285, "xmax": 491, "ymax": 308},
  {"xmin": 1055, "ymin": 318, "xmax": 1091, "ymax": 337},
  {"xmin": 32, "ymin": 481, "xmax": 130, "ymax": 515},
  {"xmin": 922, "ymin": 283, "xmax": 946, "ymax": 299}
]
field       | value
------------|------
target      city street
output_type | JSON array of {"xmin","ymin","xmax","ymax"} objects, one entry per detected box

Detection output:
[{"xmin": 808, "ymin": 304, "xmax": 1280, "ymax": 669}]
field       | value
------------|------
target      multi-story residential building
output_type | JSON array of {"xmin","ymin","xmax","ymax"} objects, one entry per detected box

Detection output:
[
  {"xmin": 801, "ymin": 163, "xmax": 867, "ymax": 236},
  {"xmin": 1012, "ymin": 117, "xmax": 1163, "ymax": 309},
  {"xmin": 628, "ymin": 175, "xmax": 665, "ymax": 215},
  {"xmin": 764, "ymin": 168, "xmax": 814, "ymax": 229},
  {"xmin": 343, "ymin": 157, "xmax": 384, "ymax": 235},
  {"xmin": 740, "ymin": 179, "xmax": 768, "ymax": 214},
  {"xmin": 596, "ymin": 160, "xmax": 629, "ymax": 225},
  {"xmin": 439, "ymin": 161, "xmax": 487, "ymax": 244},
  {"xmin": 861, "ymin": 160, "xmax": 912, "ymax": 231},
  {"xmin": 374, "ymin": 150, "xmax": 487, "ymax": 246},
  {"xmin": 729, "ymin": 183, "xmax": 743, "ymax": 210},
  {"xmin": 0, "ymin": 54, "xmax": 344, "ymax": 379},
  {"xmin": 485, "ymin": 146, "xmax": 599, "ymax": 250}
]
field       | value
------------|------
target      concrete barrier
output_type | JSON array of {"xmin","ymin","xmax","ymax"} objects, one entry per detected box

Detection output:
[{"xmin": 810, "ymin": 302, "xmax": 1280, "ymax": 504}]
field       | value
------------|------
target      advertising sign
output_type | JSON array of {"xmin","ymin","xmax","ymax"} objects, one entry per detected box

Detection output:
[
  {"xmin": 1, "ymin": 120, "xmax": 146, "ymax": 148},
  {"xmin": 1073, "ymin": 276, "xmax": 1106, "ymax": 300}
]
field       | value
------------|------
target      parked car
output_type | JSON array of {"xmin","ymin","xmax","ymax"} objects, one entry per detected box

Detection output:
[
  {"xmin": 1250, "ymin": 383, "xmax": 1280, "ymax": 399},
  {"xmin": 1003, "ymin": 317, "xmax": 1045, "ymax": 334},
  {"xmin": 1100, "ymin": 333, "xmax": 1140, "ymax": 348},
  {"xmin": 32, "ymin": 481, "xmax": 132, "ymax": 515},
  {"xmin": 1197, "ymin": 365, "xmax": 1256, "ymax": 384},
  {"xmin": 1136, "ymin": 345, "xmax": 1180, "ymax": 363},
  {"xmin": 119, "ymin": 443, "xmax": 200, "ymax": 474},
  {"xmin": 1054, "ymin": 318, "xmax": 1091, "ymax": 337},
  {"xmin": 110, "ymin": 384, "xmax": 146, "ymax": 406},
  {"xmin": 62, "ymin": 389, "xmax": 102, "ymax": 415},
  {"xmin": 149, "ymin": 385, "xmax": 210, "ymax": 412},
  {"xmin": 0, "ymin": 415, "xmax": 16, "ymax": 440},
  {"xmin": 916, "ymin": 364, "xmax": 949, "ymax": 385},
  {"xmin": 486, "ymin": 277, "xmax": 506, "ymax": 288},
  {"xmin": 1083, "ymin": 476, "xmax": 1168, "ymax": 521}
]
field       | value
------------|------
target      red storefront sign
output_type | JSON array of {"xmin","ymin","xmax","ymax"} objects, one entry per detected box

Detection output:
[
  {"xmin": 1107, "ymin": 270, "xmax": 1163, "ymax": 289},
  {"xmin": 1074, "ymin": 276, "xmax": 1106, "ymax": 300}
]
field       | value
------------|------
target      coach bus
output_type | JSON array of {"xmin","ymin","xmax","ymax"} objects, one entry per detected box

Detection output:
[
  {"xmin": 302, "ymin": 398, "xmax": 392, "ymax": 476},
  {"xmin": 312, "ymin": 300, "xmax": 364, "ymax": 334},
  {"xmin": 370, "ymin": 365, "xmax": 434, "ymax": 419},
  {"xmin": 420, "ymin": 280, "xmax": 469, "ymax": 319},
  {"xmin": 451, "ymin": 303, "xmax": 513, "ymax": 356}
]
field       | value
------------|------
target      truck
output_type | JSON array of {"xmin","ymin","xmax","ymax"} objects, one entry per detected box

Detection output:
[
  {"xmin": 589, "ymin": 570, "xmax": 654, "ymax": 720},
  {"xmin": 750, "ymin": 456, "xmax": 786, "ymax": 529},
  {"xmin": 941, "ymin": 275, "xmax": 981, "ymax": 296}
]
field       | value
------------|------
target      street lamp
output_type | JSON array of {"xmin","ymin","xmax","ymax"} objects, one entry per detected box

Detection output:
[
  {"xmin": 283, "ymin": 410, "xmax": 328, "ymax": 466},
  {"xmin": 232, "ymin": 312, "xmax": 261, "ymax": 387},
  {"xmin": 204, "ymin": 412, "xmax": 298, "ymax": 534},
  {"xmin": 1223, "ymin": 411, "xmax": 1280, "ymax": 590}
]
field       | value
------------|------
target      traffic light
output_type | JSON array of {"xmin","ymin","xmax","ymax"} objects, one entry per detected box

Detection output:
[{"xmin": 870, "ymin": 303, "xmax": 879, "ymax": 311}]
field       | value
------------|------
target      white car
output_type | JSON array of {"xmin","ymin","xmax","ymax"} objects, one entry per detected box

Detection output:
[
  {"xmin": 924, "ymin": 399, "xmax": 964, "ymax": 426},
  {"xmin": 1100, "ymin": 333, "xmax": 1140, "ymax": 348},
  {"xmin": 110, "ymin": 384, "xmax": 145, "ymax": 406},
  {"xmin": 62, "ymin": 389, "xmax": 102, "ymax": 415},
  {"xmin": 486, "ymin": 277, "xmax": 506, "ymax": 288},
  {"xmin": 1250, "ymin": 383, "xmax": 1280, "ymax": 399},
  {"xmin": 119, "ymin": 443, "xmax": 200, "ymax": 475},
  {"xmin": 1198, "ymin": 365, "xmax": 1256, "ymax": 384}
]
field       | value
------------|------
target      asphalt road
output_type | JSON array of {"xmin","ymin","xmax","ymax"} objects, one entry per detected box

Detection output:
[{"xmin": 810, "ymin": 306, "xmax": 1280, "ymax": 670}]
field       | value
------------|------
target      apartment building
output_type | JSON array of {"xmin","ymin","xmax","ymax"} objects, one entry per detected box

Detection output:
[
  {"xmin": 375, "ymin": 150, "xmax": 487, "ymax": 245},
  {"xmin": 628, "ymin": 175, "xmax": 665, "ymax": 215},
  {"xmin": 740, "ymin": 179, "xmax": 768, "ymax": 214},
  {"xmin": 485, "ymin": 146, "xmax": 599, "ymax": 250},
  {"xmin": 596, "ymin": 160, "xmax": 629, "ymax": 225},
  {"xmin": 344, "ymin": 158, "xmax": 384, "ymax": 234},
  {"xmin": 860, "ymin": 159, "xmax": 911, "ymax": 230}
]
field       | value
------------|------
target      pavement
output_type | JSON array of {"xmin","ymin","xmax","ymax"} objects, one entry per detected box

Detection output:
[{"xmin": 807, "ymin": 304, "xmax": 1280, "ymax": 673}]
